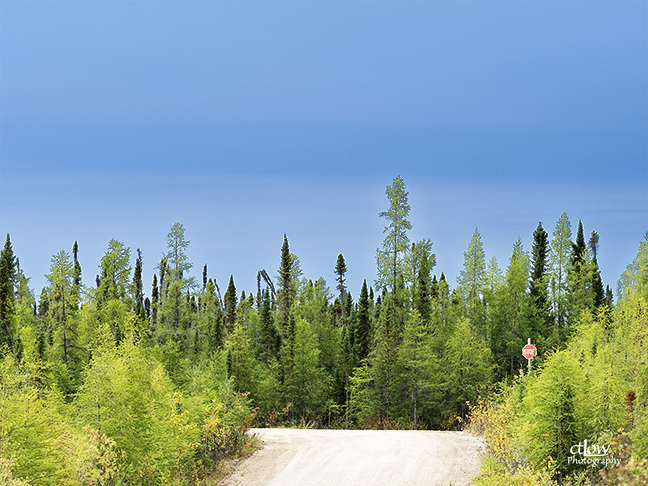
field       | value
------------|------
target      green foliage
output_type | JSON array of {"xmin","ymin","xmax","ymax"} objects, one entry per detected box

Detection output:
[
  {"xmin": 132, "ymin": 248, "xmax": 145, "ymax": 321},
  {"xmin": 457, "ymin": 228, "xmax": 486, "ymax": 335},
  {"xmin": 334, "ymin": 253, "xmax": 347, "ymax": 311},
  {"xmin": 375, "ymin": 174, "xmax": 412, "ymax": 292},
  {"xmin": 227, "ymin": 322, "xmax": 256, "ymax": 396},
  {"xmin": 550, "ymin": 212, "xmax": 572, "ymax": 331},
  {"xmin": 292, "ymin": 318, "xmax": 329, "ymax": 419},
  {"xmin": 394, "ymin": 309, "xmax": 437, "ymax": 429},
  {"xmin": 7, "ymin": 196, "xmax": 648, "ymax": 484},
  {"xmin": 0, "ymin": 354, "xmax": 73, "ymax": 484},
  {"xmin": 223, "ymin": 275, "xmax": 237, "ymax": 335},
  {"xmin": 164, "ymin": 222, "xmax": 195, "ymax": 290},
  {"xmin": 0, "ymin": 234, "xmax": 18, "ymax": 355},
  {"xmin": 446, "ymin": 316, "xmax": 493, "ymax": 428},
  {"xmin": 519, "ymin": 350, "xmax": 580, "ymax": 480},
  {"xmin": 370, "ymin": 296, "xmax": 396, "ymax": 429},
  {"xmin": 97, "ymin": 239, "xmax": 131, "ymax": 304},
  {"xmin": 529, "ymin": 222, "xmax": 550, "ymax": 335},
  {"xmin": 348, "ymin": 360, "xmax": 379, "ymax": 428},
  {"xmin": 356, "ymin": 280, "xmax": 372, "ymax": 361},
  {"xmin": 618, "ymin": 232, "xmax": 648, "ymax": 302}
]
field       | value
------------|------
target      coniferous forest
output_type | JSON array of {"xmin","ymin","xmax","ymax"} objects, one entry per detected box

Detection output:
[{"xmin": 0, "ymin": 175, "xmax": 647, "ymax": 485}]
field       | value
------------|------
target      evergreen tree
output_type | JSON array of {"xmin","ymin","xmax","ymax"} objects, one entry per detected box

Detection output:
[
  {"xmin": 223, "ymin": 275, "xmax": 237, "ymax": 334},
  {"xmin": 132, "ymin": 248, "xmax": 145, "ymax": 321},
  {"xmin": 413, "ymin": 252, "xmax": 432, "ymax": 324},
  {"xmin": 433, "ymin": 272, "xmax": 453, "ymax": 355},
  {"xmin": 151, "ymin": 273, "xmax": 159, "ymax": 329},
  {"xmin": 0, "ymin": 235, "xmax": 17, "ymax": 354},
  {"xmin": 259, "ymin": 289, "xmax": 278, "ymax": 365},
  {"xmin": 204, "ymin": 278, "xmax": 224, "ymax": 353},
  {"xmin": 334, "ymin": 254, "xmax": 347, "ymax": 317},
  {"xmin": 277, "ymin": 234, "xmax": 294, "ymax": 336},
  {"xmin": 589, "ymin": 231, "xmax": 605, "ymax": 309},
  {"xmin": 158, "ymin": 257, "xmax": 168, "ymax": 302},
  {"xmin": 529, "ymin": 222, "xmax": 550, "ymax": 334},
  {"xmin": 567, "ymin": 220, "xmax": 594, "ymax": 326},
  {"xmin": 605, "ymin": 285, "xmax": 614, "ymax": 308},
  {"xmin": 371, "ymin": 296, "xmax": 396, "ymax": 429},
  {"xmin": 71, "ymin": 241, "xmax": 82, "ymax": 311},
  {"xmin": 356, "ymin": 280, "xmax": 372, "ymax": 361}
]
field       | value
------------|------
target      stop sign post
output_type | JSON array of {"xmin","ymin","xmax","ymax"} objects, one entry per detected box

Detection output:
[{"xmin": 522, "ymin": 338, "xmax": 536, "ymax": 374}]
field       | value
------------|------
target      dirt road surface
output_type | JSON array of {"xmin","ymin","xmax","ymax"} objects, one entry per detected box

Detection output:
[{"xmin": 219, "ymin": 428, "xmax": 485, "ymax": 486}]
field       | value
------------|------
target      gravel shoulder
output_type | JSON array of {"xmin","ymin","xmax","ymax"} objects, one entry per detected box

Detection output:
[{"xmin": 218, "ymin": 428, "xmax": 485, "ymax": 486}]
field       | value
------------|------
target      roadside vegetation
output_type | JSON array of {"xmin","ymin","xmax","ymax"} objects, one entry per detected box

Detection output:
[
  {"xmin": 0, "ymin": 175, "xmax": 645, "ymax": 484},
  {"xmin": 469, "ymin": 235, "xmax": 648, "ymax": 485}
]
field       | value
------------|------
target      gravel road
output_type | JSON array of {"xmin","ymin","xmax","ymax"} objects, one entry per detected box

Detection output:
[{"xmin": 218, "ymin": 428, "xmax": 485, "ymax": 486}]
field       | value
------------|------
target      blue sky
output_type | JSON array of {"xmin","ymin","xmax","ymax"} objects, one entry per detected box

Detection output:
[{"xmin": 0, "ymin": 1, "xmax": 646, "ymax": 299}]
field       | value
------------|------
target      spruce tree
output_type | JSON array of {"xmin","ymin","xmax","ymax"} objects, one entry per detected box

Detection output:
[
  {"xmin": 0, "ymin": 235, "xmax": 17, "ymax": 354},
  {"xmin": 356, "ymin": 280, "xmax": 371, "ymax": 361},
  {"xmin": 277, "ymin": 234, "xmax": 294, "ymax": 336},
  {"xmin": 72, "ymin": 241, "xmax": 81, "ymax": 285},
  {"xmin": 159, "ymin": 257, "xmax": 167, "ymax": 302},
  {"xmin": 605, "ymin": 285, "xmax": 614, "ymax": 308},
  {"xmin": 371, "ymin": 296, "xmax": 395, "ymax": 429},
  {"xmin": 589, "ymin": 231, "xmax": 605, "ymax": 308},
  {"xmin": 414, "ymin": 252, "xmax": 431, "ymax": 324},
  {"xmin": 224, "ymin": 275, "xmax": 237, "ymax": 334},
  {"xmin": 133, "ymin": 249, "xmax": 145, "ymax": 320},
  {"xmin": 71, "ymin": 241, "xmax": 82, "ymax": 311},
  {"xmin": 259, "ymin": 288, "xmax": 277, "ymax": 364},
  {"xmin": 567, "ymin": 220, "xmax": 593, "ymax": 326},
  {"xmin": 151, "ymin": 273, "xmax": 159, "ymax": 328},
  {"xmin": 529, "ymin": 223, "xmax": 549, "ymax": 329},
  {"xmin": 335, "ymin": 254, "xmax": 347, "ymax": 317}
]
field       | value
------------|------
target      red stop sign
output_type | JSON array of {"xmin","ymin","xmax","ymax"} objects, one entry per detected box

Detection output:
[{"xmin": 522, "ymin": 344, "xmax": 536, "ymax": 359}]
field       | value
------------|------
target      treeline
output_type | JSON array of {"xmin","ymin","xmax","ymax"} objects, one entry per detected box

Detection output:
[{"xmin": 0, "ymin": 174, "xmax": 635, "ymax": 484}]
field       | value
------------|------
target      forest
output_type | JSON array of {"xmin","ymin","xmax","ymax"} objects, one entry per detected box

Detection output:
[{"xmin": 0, "ymin": 174, "xmax": 646, "ymax": 485}]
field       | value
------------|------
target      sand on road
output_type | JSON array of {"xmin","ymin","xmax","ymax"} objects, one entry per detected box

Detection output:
[{"xmin": 218, "ymin": 428, "xmax": 485, "ymax": 486}]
